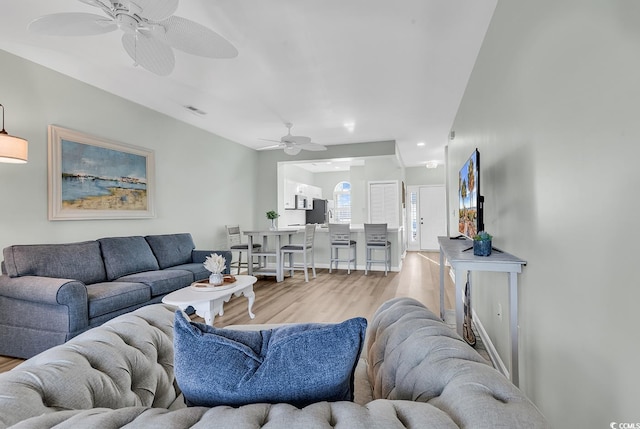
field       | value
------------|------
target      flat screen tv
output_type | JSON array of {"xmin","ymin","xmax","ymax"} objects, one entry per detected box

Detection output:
[{"xmin": 458, "ymin": 149, "xmax": 484, "ymax": 238}]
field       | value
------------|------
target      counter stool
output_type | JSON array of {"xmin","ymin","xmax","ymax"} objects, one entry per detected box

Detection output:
[
  {"xmin": 281, "ymin": 224, "xmax": 316, "ymax": 282},
  {"xmin": 328, "ymin": 223, "xmax": 356, "ymax": 274},
  {"xmin": 226, "ymin": 225, "xmax": 262, "ymax": 275},
  {"xmin": 364, "ymin": 223, "xmax": 391, "ymax": 276}
]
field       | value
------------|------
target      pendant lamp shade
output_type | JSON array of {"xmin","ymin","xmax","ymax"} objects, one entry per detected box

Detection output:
[{"xmin": 0, "ymin": 104, "xmax": 28, "ymax": 164}]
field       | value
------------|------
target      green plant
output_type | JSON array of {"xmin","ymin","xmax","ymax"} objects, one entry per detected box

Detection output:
[
  {"xmin": 473, "ymin": 231, "xmax": 492, "ymax": 241},
  {"xmin": 266, "ymin": 210, "xmax": 279, "ymax": 220}
]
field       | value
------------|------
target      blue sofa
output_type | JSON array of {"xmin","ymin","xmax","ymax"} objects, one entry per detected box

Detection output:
[{"xmin": 0, "ymin": 233, "xmax": 231, "ymax": 359}]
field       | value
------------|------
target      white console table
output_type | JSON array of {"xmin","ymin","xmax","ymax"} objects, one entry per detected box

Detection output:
[{"xmin": 438, "ymin": 236, "xmax": 526, "ymax": 386}]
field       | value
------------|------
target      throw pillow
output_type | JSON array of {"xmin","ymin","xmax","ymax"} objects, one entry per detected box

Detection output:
[{"xmin": 173, "ymin": 311, "xmax": 367, "ymax": 408}]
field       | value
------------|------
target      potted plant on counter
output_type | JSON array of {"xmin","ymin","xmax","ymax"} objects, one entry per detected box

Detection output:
[
  {"xmin": 473, "ymin": 231, "xmax": 493, "ymax": 256},
  {"xmin": 266, "ymin": 210, "xmax": 279, "ymax": 231}
]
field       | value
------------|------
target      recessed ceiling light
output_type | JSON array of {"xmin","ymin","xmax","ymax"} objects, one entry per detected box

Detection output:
[
  {"xmin": 425, "ymin": 161, "xmax": 438, "ymax": 169},
  {"xmin": 417, "ymin": 142, "xmax": 425, "ymax": 147},
  {"xmin": 344, "ymin": 122, "xmax": 355, "ymax": 132}
]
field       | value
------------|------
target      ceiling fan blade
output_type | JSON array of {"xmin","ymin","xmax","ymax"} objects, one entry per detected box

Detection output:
[
  {"xmin": 122, "ymin": 33, "xmax": 175, "ymax": 76},
  {"xmin": 78, "ymin": 0, "xmax": 112, "ymax": 11},
  {"xmin": 161, "ymin": 16, "xmax": 238, "ymax": 58},
  {"xmin": 257, "ymin": 144, "xmax": 284, "ymax": 151},
  {"xmin": 299, "ymin": 143, "xmax": 328, "ymax": 151},
  {"xmin": 259, "ymin": 138, "xmax": 282, "ymax": 143},
  {"xmin": 127, "ymin": 0, "xmax": 178, "ymax": 21},
  {"xmin": 29, "ymin": 13, "xmax": 117, "ymax": 36},
  {"xmin": 288, "ymin": 135, "xmax": 312, "ymax": 145}
]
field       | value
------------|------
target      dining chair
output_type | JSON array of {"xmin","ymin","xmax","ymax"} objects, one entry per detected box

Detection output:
[
  {"xmin": 225, "ymin": 225, "xmax": 262, "ymax": 275},
  {"xmin": 280, "ymin": 224, "xmax": 316, "ymax": 282},
  {"xmin": 328, "ymin": 223, "xmax": 356, "ymax": 274},
  {"xmin": 364, "ymin": 223, "xmax": 391, "ymax": 276}
]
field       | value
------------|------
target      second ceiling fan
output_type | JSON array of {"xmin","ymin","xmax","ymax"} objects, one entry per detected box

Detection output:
[{"xmin": 259, "ymin": 123, "xmax": 327, "ymax": 156}]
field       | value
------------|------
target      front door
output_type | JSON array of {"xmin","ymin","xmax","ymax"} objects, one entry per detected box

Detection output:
[{"xmin": 419, "ymin": 185, "xmax": 446, "ymax": 250}]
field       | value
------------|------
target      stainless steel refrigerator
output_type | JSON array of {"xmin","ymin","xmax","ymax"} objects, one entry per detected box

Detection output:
[{"xmin": 306, "ymin": 198, "xmax": 328, "ymax": 224}]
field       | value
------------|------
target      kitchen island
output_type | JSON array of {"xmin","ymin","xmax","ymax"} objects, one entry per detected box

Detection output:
[{"xmin": 247, "ymin": 224, "xmax": 404, "ymax": 278}]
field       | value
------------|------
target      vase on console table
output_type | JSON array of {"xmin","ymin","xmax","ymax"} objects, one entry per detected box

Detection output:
[
  {"xmin": 209, "ymin": 272, "xmax": 224, "ymax": 286},
  {"xmin": 269, "ymin": 218, "xmax": 277, "ymax": 231}
]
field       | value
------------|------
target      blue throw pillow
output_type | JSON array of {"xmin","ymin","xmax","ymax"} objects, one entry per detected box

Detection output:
[{"xmin": 173, "ymin": 311, "xmax": 367, "ymax": 408}]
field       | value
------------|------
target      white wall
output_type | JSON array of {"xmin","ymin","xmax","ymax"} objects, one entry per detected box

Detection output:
[
  {"xmin": 405, "ymin": 164, "xmax": 445, "ymax": 186},
  {"xmin": 450, "ymin": 1, "xmax": 640, "ymax": 426},
  {"xmin": 255, "ymin": 141, "xmax": 397, "ymax": 229},
  {"xmin": 0, "ymin": 50, "xmax": 258, "ymax": 251}
]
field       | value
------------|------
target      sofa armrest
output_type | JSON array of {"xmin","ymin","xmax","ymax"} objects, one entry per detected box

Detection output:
[
  {"xmin": 191, "ymin": 250, "xmax": 232, "ymax": 274},
  {"xmin": 0, "ymin": 275, "xmax": 89, "ymax": 336},
  {"xmin": 0, "ymin": 304, "xmax": 179, "ymax": 429},
  {"xmin": 0, "ymin": 274, "xmax": 87, "ymax": 306}
]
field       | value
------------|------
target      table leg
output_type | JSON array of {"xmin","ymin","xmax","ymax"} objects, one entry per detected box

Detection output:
[
  {"xmin": 439, "ymin": 247, "xmax": 445, "ymax": 320},
  {"xmin": 276, "ymin": 234, "xmax": 283, "ymax": 282},
  {"xmin": 261, "ymin": 236, "xmax": 266, "ymax": 269},
  {"xmin": 240, "ymin": 286, "xmax": 256, "ymax": 319},
  {"xmin": 509, "ymin": 271, "xmax": 519, "ymax": 386},
  {"xmin": 247, "ymin": 235, "xmax": 254, "ymax": 276},
  {"xmin": 455, "ymin": 268, "xmax": 465, "ymax": 337},
  {"xmin": 191, "ymin": 299, "xmax": 224, "ymax": 326}
]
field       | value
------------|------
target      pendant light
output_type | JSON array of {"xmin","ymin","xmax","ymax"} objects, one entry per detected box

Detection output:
[{"xmin": 0, "ymin": 104, "xmax": 28, "ymax": 163}]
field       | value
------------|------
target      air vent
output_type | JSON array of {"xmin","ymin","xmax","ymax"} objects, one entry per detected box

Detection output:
[{"xmin": 184, "ymin": 105, "xmax": 207, "ymax": 116}]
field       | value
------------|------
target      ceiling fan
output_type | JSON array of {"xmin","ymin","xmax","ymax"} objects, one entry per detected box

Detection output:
[
  {"xmin": 28, "ymin": 0, "xmax": 238, "ymax": 76},
  {"xmin": 258, "ymin": 123, "xmax": 327, "ymax": 156}
]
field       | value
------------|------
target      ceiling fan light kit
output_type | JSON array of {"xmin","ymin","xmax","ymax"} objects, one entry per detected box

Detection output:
[
  {"xmin": 28, "ymin": 0, "xmax": 238, "ymax": 76},
  {"xmin": 283, "ymin": 145, "xmax": 302, "ymax": 156}
]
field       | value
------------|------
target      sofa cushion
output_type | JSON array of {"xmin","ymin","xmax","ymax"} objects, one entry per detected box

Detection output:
[
  {"xmin": 174, "ymin": 311, "xmax": 367, "ymax": 408},
  {"xmin": 165, "ymin": 263, "xmax": 209, "ymax": 281},
  {"xmin": 2, "ymin": 241, "xmax": 107, "ymax": 285},
  {"xmin": 145, "ymin": 233, "xmax": 195, "ymax": 269},
  {"xmin": 118, "ymin": 269, "xmax": 193, "ymax": 297},
  {"xmin": 86, "ymin": 282, "xmax": 151, "ymax": 318},
  {"xmin": 99, "ymin": 236, "xmax": 159, "ymax": 281}
]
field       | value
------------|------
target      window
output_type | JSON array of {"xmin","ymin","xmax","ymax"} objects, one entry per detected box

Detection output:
[
  {"xmin": 409, "ymin": 190, "xmax": 418, "ymax": 242},
  {"xmin": 333, "ymin": 181, "xmax": 351, "ymax": 223}
]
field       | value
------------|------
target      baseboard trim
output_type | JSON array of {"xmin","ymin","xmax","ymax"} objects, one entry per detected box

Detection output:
[{"xmin": 471, "ymin": 309, "xmax": 510, "ymax": 379}]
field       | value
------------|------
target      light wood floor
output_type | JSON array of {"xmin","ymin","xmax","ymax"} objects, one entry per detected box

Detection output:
[{"xmin": 0, "ymin": 251, "xmax": 454, "ymax": 374}]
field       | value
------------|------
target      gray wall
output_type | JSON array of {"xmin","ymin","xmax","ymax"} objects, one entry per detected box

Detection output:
[
  {"xmin": 0, "ymin": 49, "xmax": 258, "ymax": 251},
  {"xmin": 450, "ymin": 1, "xmax": 640, "ymax": 426}
]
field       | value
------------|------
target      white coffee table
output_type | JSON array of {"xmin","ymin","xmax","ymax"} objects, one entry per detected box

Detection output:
[{"xmin": 162, "ymin": 275, "xmax": 257, "ymax": 326}]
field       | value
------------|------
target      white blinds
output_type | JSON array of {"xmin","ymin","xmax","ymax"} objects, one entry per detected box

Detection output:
[{"xmin": 368, "ymin": 181, "xmax": 399, "ymax": 228}]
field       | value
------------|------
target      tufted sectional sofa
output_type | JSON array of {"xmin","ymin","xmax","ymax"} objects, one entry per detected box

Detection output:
[
  {"xmin": 0, "ymin": 233, "xmax": 230, "ymax": 359},
  {"xmin": 0, "ymin": 297, "xmax": 549, "ymax": 428}
]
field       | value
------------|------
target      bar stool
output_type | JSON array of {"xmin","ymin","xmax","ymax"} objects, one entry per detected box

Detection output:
[
  {"xmin": 280, "ymin": 224, "xmax": 316, "ymax": 282},
  {"xmin": 225, "ymin": 225, "xmax": 261, "ymax": 275},
  {"xmin": 328, "ymin": 223, "xmax": 356, "ymax": 274},
  {"xmin": 364, "ymin": 223, "xmax": 391, "ymax": 276}
]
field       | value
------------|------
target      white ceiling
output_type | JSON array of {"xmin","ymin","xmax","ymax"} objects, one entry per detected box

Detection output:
[{"xmin": 0, "ymin": 0, "xmax": 496, "ymax": 168}]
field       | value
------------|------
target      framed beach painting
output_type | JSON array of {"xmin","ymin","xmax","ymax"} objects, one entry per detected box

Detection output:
[{"xmin": 48, "ymin": 125, "xmax": 155, "ymax": 220}]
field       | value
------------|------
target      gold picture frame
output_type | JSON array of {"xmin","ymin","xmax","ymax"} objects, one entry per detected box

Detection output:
[{"xmin": 47, "ymin": 125, "xmax": 155, "ymax": 220}]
